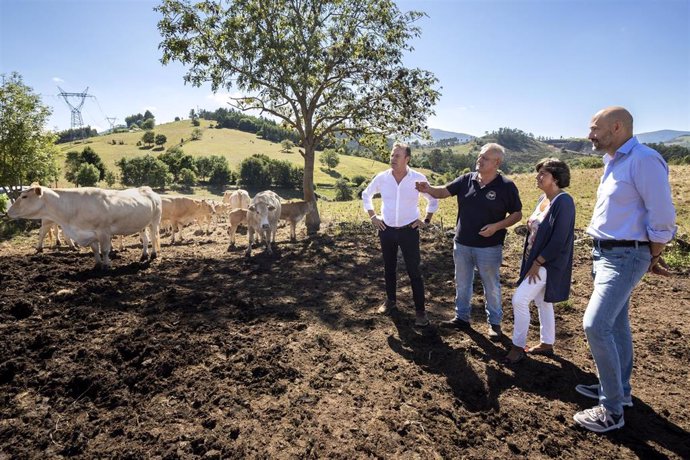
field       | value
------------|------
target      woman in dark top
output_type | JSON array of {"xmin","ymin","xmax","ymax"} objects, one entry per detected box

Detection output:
[{"xmin": 505, "ymin": 158, "xmax": 576, "ymax": 364}]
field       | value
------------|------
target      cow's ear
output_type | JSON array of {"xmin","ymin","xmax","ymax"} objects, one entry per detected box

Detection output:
[
  {"xmin": 34, "ymin": 187, "xmax": 42, "ymax": 196},
  {"xmin": 268, "ymin": 205, "xmax": 276, "ymax": 211}
]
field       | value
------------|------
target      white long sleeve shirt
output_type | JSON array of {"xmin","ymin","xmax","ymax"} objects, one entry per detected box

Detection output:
[{"xmin": 362, "ymin": 167, "xmax": 439, "ymax": 227}]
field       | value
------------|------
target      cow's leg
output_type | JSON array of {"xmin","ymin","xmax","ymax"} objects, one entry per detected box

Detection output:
[
  {"xmin": 227, "ymin": 224, "xmax": 237, "ymax": 251},
  {"xmin": 139, "ymin": 229, "xmax": 150, "ymax": 261},
  {"xmin": 290, "ymin": 221, "xmax": 297, "ymax": 242},
  {"xmin": 100, "ymin": 236, "xmax": 113, "ymax": 269},
  {"xmin": 55, "ymin": 226, "xmax": 64, "ymax": 247},
  {"xmin": 150, "ymin": 222, "xmax": 160, "ymax": 259},
  {"xmin": 36, "ymin": 223, "xmax": 50, "ymax": 253},
  {"xmin": 245, "ymin": 226, "xmax": 254, "ymax": 257},
  {"xmin": 171, "ymin": 222, "xmax": 178, "ymax": 245},
  {"xmin": 90, "ymin": 242, "xmax": 103, "ymax": 269}
]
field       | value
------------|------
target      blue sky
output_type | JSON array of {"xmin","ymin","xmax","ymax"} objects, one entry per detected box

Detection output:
[{"xmin": 1, "ymin": 0, "xmax": 689, "ymax": 138}]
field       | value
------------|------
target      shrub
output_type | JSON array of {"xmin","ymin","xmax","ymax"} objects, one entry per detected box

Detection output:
[
  {"xmin": 116, "ymin": 155, "xmax": 170, "ymax": 189},
  {"xmin": 179, "ymin": 168, "xmax": 198, "ymax": 187},
  {"xmin": 239, "ymin": 155, "xmax": 272, "ymax": 189},
  {"xmin": 351, "ymin": 175, "xmax": 367, "ymax": 186},
  {"xmin": 76, "ymin": 163, "xmax": 100, "ymax": 187},
  {"xmin": 105, "ymin": 170, "xmax": 117, "ymax": 188},
  {"xmin": 0, "ymin": 194, "xmax": 9, "ymax": 212},
  {"xmin": 319, "ymin": 149, "xmax": 340, "ymax": 170},
  {"xmin": 334, "ymin": 178, "xmax": 353, "ymax": 201},
  {"xmin": 209, "ymin": 164, "xmax": 235, "ymax": 188}
]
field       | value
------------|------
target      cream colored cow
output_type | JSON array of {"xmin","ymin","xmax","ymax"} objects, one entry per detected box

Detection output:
[{"xmin": 160, "ymin": 196, "xmax": 216, "ymax": 244}]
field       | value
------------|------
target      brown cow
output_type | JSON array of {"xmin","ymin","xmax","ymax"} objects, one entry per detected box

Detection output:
[
  {"xmin": 226, "ymin": 208, "xmax": 248, "ymax": 250},
  {"xmin": 279, "ymin": 200, "xmax": 315, "ymax": 241},
  {"xmin": 160, "ymin": 196, "xmax": 216, "ymax": 244}
]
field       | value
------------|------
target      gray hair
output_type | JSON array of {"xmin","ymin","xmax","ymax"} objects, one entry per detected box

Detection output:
[{"xmin": 480, "ymin": 143, "xmax": 505, "ymax": 163}]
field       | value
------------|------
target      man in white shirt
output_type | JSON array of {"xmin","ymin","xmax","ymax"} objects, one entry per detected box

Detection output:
[{"xmin": 362, "ymin": 143, "xmax": 439, "ymax": 327}]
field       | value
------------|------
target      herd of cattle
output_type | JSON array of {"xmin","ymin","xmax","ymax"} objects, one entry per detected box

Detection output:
[{"xmin": 6, "ymin": 185, "xmax": 315, "ymax": 269}]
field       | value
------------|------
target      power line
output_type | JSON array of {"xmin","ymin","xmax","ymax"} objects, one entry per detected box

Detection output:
[{"xmin": 57, "ymin": 86, "xmax": 94, "ymax": 139}]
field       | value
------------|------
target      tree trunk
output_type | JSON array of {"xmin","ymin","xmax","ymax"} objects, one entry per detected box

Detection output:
[{"xmin": 302, "ymin": 144, "xmax": 320, "ymax": 235}]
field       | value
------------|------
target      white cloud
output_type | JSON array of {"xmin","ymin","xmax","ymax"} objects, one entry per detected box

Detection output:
[{"xmin": 52, "ymin": 77, "xmax": 64, "ymax": 83}]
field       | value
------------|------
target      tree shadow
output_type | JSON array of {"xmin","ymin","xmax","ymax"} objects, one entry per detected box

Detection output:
[{"xmin": 319, "ymin": 167, "xmax": 341, "ymax": 179}]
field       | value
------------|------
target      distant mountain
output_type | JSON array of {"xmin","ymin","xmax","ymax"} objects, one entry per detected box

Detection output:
[
  {"xmin": 636, "ymin": 130, "xmax": 690, "ymax": 144},
  {"xmin": 428, "ymin": 128, "xmax": 475, "ymax": 143}
]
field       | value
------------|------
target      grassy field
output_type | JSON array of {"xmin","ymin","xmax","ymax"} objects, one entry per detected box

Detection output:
[{"xmin": 57, "ymin": 120, "xmax": 395, "ymax": 189}]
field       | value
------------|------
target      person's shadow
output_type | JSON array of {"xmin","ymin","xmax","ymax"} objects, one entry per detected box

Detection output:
[{"xmin": 387, "ymin": 311, "xmax": 690, "ymax": 458}]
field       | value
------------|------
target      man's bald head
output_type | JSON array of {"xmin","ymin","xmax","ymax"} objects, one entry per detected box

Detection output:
[
  {"xmin": 589, "ymin": 106, "xmax": 634, "ymax": 154},
  {"xmin": 593, "ymin": 106, "xmax": 633, "ymax": 135}
]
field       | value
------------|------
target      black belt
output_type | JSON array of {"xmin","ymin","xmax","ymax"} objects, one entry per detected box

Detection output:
[
  {"xmin": 386, "ymin": 222, "xmax": 414, "ymax": 229},
  {"xmin": 592, "ymin": 239, "xmax": 649, "ymax": 249}
]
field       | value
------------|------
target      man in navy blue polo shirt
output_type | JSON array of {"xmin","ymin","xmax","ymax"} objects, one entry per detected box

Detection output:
[{"xmin": 416, "ymin": 143, "xmax": 522, "ymax": 339}]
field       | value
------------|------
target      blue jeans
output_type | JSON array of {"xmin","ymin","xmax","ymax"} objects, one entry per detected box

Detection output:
[
  {"xmin": 453, "ymin": 242, "xmax": 503, "ymax": 325},
  {"xmin": 583, "ymin": 245, "xmax": 651, "ymax": 414}
]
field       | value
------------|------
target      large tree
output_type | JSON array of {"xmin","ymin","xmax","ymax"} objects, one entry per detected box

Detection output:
[
  {"xmin": 156, "ymin": 0, "xmax": 440, "ymax": 233},
  {"xmin": 0, "ymin": 72, "xmax": 60, "ymax": 194}
]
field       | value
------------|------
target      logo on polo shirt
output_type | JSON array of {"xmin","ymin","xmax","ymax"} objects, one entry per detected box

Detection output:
[{"xmin": 486, "ymin": 191, "xmax": 496, "ymax": 200}]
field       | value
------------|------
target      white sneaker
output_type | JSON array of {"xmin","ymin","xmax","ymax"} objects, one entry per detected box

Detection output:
[
  {"xmin": 575, "ymin": 384, "xmax": 633, "ymax": 407},
  {"xmin": 573, "ymin": 405, "xmax": 624, "ymax": 433}
]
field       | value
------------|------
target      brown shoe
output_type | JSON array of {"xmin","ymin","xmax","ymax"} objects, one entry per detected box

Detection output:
[
  {"xmin": 503, "ymin": 345, "xmax": 526, "ymax": 364},
  {"xmin": 377, "ymin": 300, "xmax": 397, "ymax": 314},
  {"xmin": 525, "ymin": 343, "xmax": 554, "ymax": 356}
]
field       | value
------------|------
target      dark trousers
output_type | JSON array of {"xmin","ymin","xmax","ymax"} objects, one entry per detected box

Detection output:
[{"xmin": 379, "ymin": 225, "xmax": 425, "ymax": 312}]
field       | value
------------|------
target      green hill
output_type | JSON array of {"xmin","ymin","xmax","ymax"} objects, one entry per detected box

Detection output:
[{"xmin": 56, "ymin": 120, "xmax": 399, "ymax": 192}]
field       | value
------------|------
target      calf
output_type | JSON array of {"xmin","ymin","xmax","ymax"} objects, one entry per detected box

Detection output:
[
  {"xmin": 160, "ymin": 196, "xmax": 216, "ymax": 244},
  {"xmin": 226, "ymin": 208, "xmax": 248, "ymax": 250},
  {"xmin": 280, "ymin": 200, "xmax": 315, "ymax": 241},
  {"xmin": 245, "ymin": 191, "xmax": 281, "ymax": 257},
  {"xmin": 36, "ymin": 219, "xmax": 76, "ymax": 252},
  {"xmin": 8, "ymin": 186, "xmax": 161, "ymax": 269}
]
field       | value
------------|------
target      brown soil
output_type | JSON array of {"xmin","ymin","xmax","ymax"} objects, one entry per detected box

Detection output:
[{"xmin": 1, "ymin": 223, "xmax": 689, "ymax": 459}]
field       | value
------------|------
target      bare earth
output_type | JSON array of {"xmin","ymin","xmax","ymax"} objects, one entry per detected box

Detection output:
[{"xmin": 1, "ymin": 222, "xmax": 689, "ymax": 459}]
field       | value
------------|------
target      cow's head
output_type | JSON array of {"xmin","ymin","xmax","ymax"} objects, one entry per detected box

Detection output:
[
  {"xmin": 248, "ymin": 203, "xmax": 276, "ymax": 229},
  {"xmin": 7, "ymin": 186, "xmax": 45, "ymax": 219},
  {"xmin": 201, "ymin": 199, "xmax": 216, "ymax": 214}
]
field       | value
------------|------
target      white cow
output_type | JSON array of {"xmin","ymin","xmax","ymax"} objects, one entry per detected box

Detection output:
[
  {"xmin": 36, "ymin": 219, "xmax": 76, "ymax": 252},
  {"xmin": 8, "ymin": 186, "xmax": 161, "ymax": 269},
  {"xmin": 223, "ymin": 189, "xmax": 251, "ymax": 210},
  {"xmin": 279, "ymin": 200, "xmax": 315, "ymax": 242},
  {"xmin": 160, "ymin": 196, "xmax": 216, "ymax": 244},
  {"xmin": 245, "ymin": 191, "xmax": 281, "ymax": 257}
]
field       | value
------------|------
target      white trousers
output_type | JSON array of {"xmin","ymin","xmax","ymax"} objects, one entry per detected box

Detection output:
[{"xmin": 511, "ymin": 266, "xmax": 555, "ymax": 348}]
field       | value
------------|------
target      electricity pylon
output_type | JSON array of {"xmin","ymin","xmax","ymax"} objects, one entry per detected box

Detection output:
[{"xmin": 57, "ymin": 86, "xmax": 94, "ymax": 138}]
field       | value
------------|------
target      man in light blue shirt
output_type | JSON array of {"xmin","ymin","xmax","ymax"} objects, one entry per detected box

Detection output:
[{"xmin": 573, "ymin": 107, "xmax": 676, "ymax": 433}]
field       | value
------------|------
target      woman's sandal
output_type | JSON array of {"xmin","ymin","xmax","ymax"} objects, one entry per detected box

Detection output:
[{"xmin": 525, "ymin": 343, "xmax": 555, "ymax": 356}]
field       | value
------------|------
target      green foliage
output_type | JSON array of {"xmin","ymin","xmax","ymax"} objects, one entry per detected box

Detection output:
[
  {"xmin": 158, "ymin": 147, "xmax": 195, "ymax": 182},
  {"xmin": 155, "ymin": 134, "xmax": 167, "ymax": 146},
  {"xmin": 142, "ymin": 130, "xmax": 155, "ymax": 146},
  {"xmin": 351, "ymin": 175, "xmax": 367, "ymax": 187},
  {"xmin": 239, "ymin": 155, "xmax": 272, "ymax": 190},
  {"xmin": 55, "ymin": 126, "xmax": 97, "ymax": 144},
  {"xmin": 141, "ymin": 118, "xmax": 155, "ymax": 130},
  {"xmin": 116, "ymin": 155, "xmax": 170, "ymax": 189},
  {"xmin": 104, "ymin": 170, "xmax": 117, "ymax": 188},
  {"xmin": 157, "ymin": 0, "xmax": 440, "ymax": 219},
  {"xmin": 0, "ymin": 72, "xmax": 61, "ymax": 192},
  {"xmin": 191, "ymin": 128, "xmax": 203, "ymax": 140},
  {"xmin": 320, "ymin": 149, "xmax": 340, "ymax": 170},
  {"xmin": 198, "ymin": 108, "xmax": 300, "ymax": 144},
  {"xmin": 179, "ymin": 167, "xmax": 197, "ymax": 187},
  {"xmin": 208, "ymin": 163, "xmax": 235, "ymax": 188},
  {"xmin": 575, "ymin": 156, "xmax": 604, "ymax": 169},
  {"xmin": 334, "ymin": 178, "xmax": 353, "ymax": 201},
  {"xmin": 0, "ymin": 193, "xmax": 8, "ymax": 212},
  {"xmin": 125, "ymin": 110, "xmax": 155, "ymax": 129},
  {"xmin": 76, "ymin": 163, "xmax": 100, "ymax": 187},
  {"xmin": 191, "ymin": 117, "xmax": 201, "ymax": 127},
  {"xmin": 194, "ymin": 156, "xmax": 213, "ymax": 181},
  {"xmin": 281, "ymin": 139, "xmax": 295, "ymax": 152}
]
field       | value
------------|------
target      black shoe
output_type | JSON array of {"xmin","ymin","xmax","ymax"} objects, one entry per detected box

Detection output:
[
  {"xmin": 488, "ymin": 324, "xmax": 503, "ymax": 341},
  {"xmin": 439, "ymin": 317, "xmax": 471, "ymax": 330}
]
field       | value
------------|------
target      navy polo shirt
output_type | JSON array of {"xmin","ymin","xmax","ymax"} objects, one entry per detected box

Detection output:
[{"xmin": 446, "ymin": 172, "xmax": 522, "ymax": 247}]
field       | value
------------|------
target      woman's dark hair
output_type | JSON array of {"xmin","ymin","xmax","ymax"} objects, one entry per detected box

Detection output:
[{"xmin": 535, "ymin": 157, "xmax": 570, "ymax": 188}]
